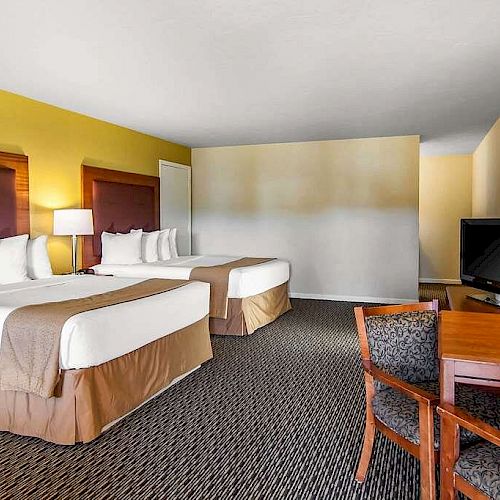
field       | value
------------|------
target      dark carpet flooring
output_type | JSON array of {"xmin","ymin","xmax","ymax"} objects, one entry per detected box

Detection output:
[
  {"xmin": 0, "ymin": 287, "xmax": 447, "ymax": 500},
  {"xmin": 419, "ymin": 283, "xmax": 451, "ymax": 310}
]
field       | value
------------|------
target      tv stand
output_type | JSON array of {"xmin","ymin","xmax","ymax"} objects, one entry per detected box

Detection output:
[{"xmin": 446, "ymin": 286, "xmax": 500, "ymax": 314}]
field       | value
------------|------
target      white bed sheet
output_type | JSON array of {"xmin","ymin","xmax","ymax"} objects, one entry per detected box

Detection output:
[
  {"xmin": 0, "ymin": 275, "xmax": 209, "ymax": 370},
  {"xmin": 93, "ymin": 256, "xmax": 290, "ymax": 298}
]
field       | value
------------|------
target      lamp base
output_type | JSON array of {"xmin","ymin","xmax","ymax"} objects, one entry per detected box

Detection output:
[{"xmin": 71, "ymin": 234, "xmax": 78, "ymax": 275}]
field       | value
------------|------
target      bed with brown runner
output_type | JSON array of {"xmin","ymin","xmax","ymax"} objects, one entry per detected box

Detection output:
[
  {"xmin": 82, "ymin": 165, "xmax": 292, "ymax": 336},
  {"xmin": 0, "ymin": 153, "xmax": 213, "ymax": 445}
]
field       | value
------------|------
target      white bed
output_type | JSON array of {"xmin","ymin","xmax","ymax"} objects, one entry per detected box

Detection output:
[
  {"xmin": 0, "ymin": 275, "xmax": 209, "ymax": 369},
  {"xmin": 0, "ymin": 274, "xmax": 212, "ymax": 444},
  {"xmin": 80, "ymin": 166, "xmax": 291, "ymax": 336},
  {"xmin": 92, "ymin": 255, "xmax": 290, "ymax": 298}
]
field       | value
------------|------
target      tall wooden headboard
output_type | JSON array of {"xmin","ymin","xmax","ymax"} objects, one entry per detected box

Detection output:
[
  {"xmin": 81, "ymin": 165, "xmax": 160, "ymax": 267},
  {"xmin": 0, "ymin": 152, "xmax": 30, "ymax": 238}
]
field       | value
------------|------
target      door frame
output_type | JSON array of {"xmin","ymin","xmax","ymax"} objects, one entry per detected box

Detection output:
[{"xmin": 159, "ymin": 160, "xmax": 192, "ymax": 255}]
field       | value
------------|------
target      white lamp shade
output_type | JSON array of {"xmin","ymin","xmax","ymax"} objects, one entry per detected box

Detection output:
[{"xmin": 54, "ymin": 209, "xmax": 94, "ymax": 236}]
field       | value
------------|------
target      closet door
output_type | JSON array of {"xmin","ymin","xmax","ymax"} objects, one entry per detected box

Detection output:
[{"xmin": 159, "ymin": 160, "xmax": 191, "ymax": 256}]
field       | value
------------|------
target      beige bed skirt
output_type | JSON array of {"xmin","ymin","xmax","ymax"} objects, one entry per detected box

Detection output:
[
  {"xmin": 209, "ymin": 282, "xmax": 292, "ymax": 336},
  {"xmin": 0, "ymin": 316, "xmax": 212, "ymax": 445}
]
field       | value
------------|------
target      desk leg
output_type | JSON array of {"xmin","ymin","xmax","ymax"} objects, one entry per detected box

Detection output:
[{"xmin": 440, "ymin": 360, "xmax": 458, "ymax": 500}]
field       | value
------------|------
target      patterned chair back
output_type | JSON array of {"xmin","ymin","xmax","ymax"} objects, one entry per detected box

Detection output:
[{"xmin": 364, "ymin": 310, "xmax": 438, "ymax": 391}]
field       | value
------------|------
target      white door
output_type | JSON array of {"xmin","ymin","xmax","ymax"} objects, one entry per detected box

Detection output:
[{"xmin": 159, "ymin": 160, "xmax": 191, "ymax": 255}]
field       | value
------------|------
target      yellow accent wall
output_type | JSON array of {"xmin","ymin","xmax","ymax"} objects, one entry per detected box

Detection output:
[
  {"xmin": 0, "ymin": 90, "xmax": 190, "ymax": 273},
  {"xmin": 473, "ymin": 118, "xmax": 500, "ymax": 217},
  {"xmin": 419, "ymin": 155, "xmax": 472, "ymax": 281}
]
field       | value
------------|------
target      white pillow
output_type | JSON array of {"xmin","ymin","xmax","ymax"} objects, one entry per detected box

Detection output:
[
  {"xmin": 27, "ymin": 235, "xmax": 53, "ymax": 279},
  {"xmin": 101, "ymin": 230, "xmax": 143, "ymax": 265},
  {"xmin": 0, "ymin": 234, "xmax": 29, "ymax": 284},
  {"xmin": 131, "ymin": 229, "xmax": 159, "ymax": 263},
  {"xmin": 169, "ymin": 228, "xmax": 179, "ymax": 258},
  {"xmin": 158, "ymin": 229, "xmax": 172, "ymax": 261}
]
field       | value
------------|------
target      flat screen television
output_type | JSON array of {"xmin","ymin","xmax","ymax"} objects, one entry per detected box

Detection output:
[{"xmin": 461, "ymin": 218, "xmax": 500, "ymax": 305}]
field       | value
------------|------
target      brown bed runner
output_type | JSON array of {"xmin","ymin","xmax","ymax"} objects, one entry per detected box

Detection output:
[
  {"xmin": 0, "ymin": 278, "xmax": 188, "ymax": 399},
  {"xmin": 189, "ymin": 258, "xmax": 275, "ymax": 319}
]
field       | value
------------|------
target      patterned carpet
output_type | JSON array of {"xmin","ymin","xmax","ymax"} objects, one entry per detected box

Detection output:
[
  {"xmin": 418, "ymin": 283, "xmax": 450, "ymax": 310},
  {"xmin": 0, "ymin": 288, "xmax": 447, "ymax": 500}
]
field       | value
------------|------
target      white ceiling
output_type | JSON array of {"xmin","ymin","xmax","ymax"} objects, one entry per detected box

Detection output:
[{"xmin": 1, "ymin": 0, "xmax": 499, "ymax": 155}]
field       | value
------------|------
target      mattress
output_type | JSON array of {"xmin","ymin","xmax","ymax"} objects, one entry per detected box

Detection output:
[
  {"xmin": 93, "ymin": 256, "xmax": 290, "ymax": 298},
  {"xmin": 0, "ymin": 275, "xmax": 209, "ymax": 370}
]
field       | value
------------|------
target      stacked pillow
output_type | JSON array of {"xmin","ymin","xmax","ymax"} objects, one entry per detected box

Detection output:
[
  {"xmin": 101, "ymin": 228, "xmax": 178, "ymax": 265},
  {"xmin": 0, "ymin": 234, "xmax": 53, "ymax": 284},
  {"xmin": 101, "ymin": 230, "xmax": 143, "ymax": 265},
  {"xmin": 158, "ymin": 228, "xmax": 178, "ymax": 260},
  {"xmin": 27, "ymin": 235, "xmax": 53, "ymax": 279}
]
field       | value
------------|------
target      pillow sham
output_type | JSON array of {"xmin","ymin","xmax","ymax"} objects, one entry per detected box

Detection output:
[
  {"xmin": 0, "ymin": 234, "xmax": 29, "ymax": 284},
  {"xmin": 169, "ymin": 228, "xmax": 179, "ymax": 258},
  {"xmin": 131, "ymin": 229, "xmax": 160, "ymax": 263},
  {"xmin": 101, "ymin": 230, "xmax": 143, "ymax": 265},
  {"xmin": 158, "ymin": 229, "xmax": 172, "ymax": 261},
  {"xmin": 27, "ymin": 235, "xmax": 53, "ymax": 279}
]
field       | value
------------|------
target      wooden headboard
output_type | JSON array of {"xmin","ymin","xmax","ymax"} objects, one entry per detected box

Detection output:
[
  {"xmin": 0, "ymin": 152, "xmax": 30, "ymax": 238},
  {"xmin": 81, "ymin": 165, "xmax": 160, "ymax": 267}
]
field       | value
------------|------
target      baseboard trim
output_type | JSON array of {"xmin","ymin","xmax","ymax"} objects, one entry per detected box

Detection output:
[
  {"xmin": 419, "ymin": 278, "xmax": 461, "ymax": 285},
  {"xmin": 289, "ymin": 293, "xmax": 418, "ymax": 305}
]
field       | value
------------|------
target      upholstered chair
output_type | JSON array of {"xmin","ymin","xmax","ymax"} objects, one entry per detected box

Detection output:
[
  {"xmin": 354, "ymin": 301, "xmax": 499, "ymax": 500},
  {"xmin": 438, "ymin": 403, "xmax": 499, "ymax": 499}
]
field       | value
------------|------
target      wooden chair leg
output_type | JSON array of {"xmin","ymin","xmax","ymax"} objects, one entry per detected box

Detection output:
[
  {"xmin": 355, "ymin": 417, "xmax": 376, "ymax": 482},
  {"xmin": 440, "ymin": 414, "xmax": 459, "ymax": 500},
  {"xmin": 356, "ymin": 375, "xmax": 377, "ymax": 483},
  {"xmin": 418, "ymin": 402, "xmax": 437, "ymax": 500}
]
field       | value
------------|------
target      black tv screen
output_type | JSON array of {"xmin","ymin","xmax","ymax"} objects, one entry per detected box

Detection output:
[{"xmin": 461, "ymin": 219, "xmax": 500, "ymax": 292}]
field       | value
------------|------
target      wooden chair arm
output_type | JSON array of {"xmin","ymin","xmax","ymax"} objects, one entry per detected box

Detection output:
[
  {"xmin": 437, "ymin": 403, "xmax": 500, "ymax": 447},
  {"xmin": 363, "ymin": 361, "xmax": 439, "ymax": 405}
]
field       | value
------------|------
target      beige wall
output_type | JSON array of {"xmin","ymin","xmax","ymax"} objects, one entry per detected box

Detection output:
[
  {"xmin": 419, "ymin": 155, "xmax": 472, "ymax": 281},
  {"xmin": 192, "ymin": 135, "xmax": 420, "ymax": 302},
  {"xmin": 473, "ymin": 118, "xmax": 500, "ymax": 217}
]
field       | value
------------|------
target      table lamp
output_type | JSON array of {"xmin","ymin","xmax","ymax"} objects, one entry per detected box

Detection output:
[{"xmin": 53, "ymin": 209, "xmax": 94, "ymax": 274}]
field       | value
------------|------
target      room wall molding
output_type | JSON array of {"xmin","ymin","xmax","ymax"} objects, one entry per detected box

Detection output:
[
  {"xmin": 289, "ymin": 293, "xmax": 417, "ymax": 305},
  {"xmin": 418, "ymin": 278, "xmax": 461, "ymax": 285}
]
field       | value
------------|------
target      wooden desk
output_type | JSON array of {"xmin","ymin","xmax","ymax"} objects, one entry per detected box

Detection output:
[
  {"xmin": 439, "ymin": 310, "xmax": 500, "ymax": 499},
  {"xmin": 446, "ymin": 285, "xmax": 500, "ymax": 314}
]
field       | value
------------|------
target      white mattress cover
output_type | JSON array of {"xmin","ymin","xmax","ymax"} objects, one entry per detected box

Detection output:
[
  {"xmin": 0, "ymin": 276, "xmax": 209, "ymax": 370},
  {"xmin": 93, "ymin": 256, "xmax": 290, "ymax": 298}
]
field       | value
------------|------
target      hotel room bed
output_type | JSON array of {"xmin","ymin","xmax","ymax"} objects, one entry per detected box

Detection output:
[
  {"xmin": 93, "ymin": 255, "xmax": 291, "ymax": 335},
  {"xmin": 82, "ymin": 166, "xmax": 292, "ymax": 336},
  {"xmin": 93, "ymin": 255, "xmax": 289, "ymax": 299},
  {"xmin": 0, "ymin": 275, "xmax": 212, "ymax": 445}
]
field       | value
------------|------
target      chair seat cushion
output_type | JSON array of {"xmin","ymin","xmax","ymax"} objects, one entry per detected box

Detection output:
[
  {"xmin": 455, "ymin": 441, "xmax": 500, "ymax": 499},
  {"xmin": 372, "ymin": 381, "xmax": 500, "ymax": 450}
]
